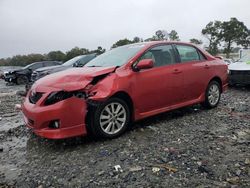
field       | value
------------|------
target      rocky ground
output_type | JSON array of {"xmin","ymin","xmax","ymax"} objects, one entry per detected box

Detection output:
[{"xmin": 0, "ymin": 73, "xmax": 249, "ymax": 187}]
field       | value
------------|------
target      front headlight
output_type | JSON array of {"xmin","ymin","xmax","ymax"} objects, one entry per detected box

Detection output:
[{"xmin": 44, "ymin": 91, "xmax": 86, "ymax": 105}]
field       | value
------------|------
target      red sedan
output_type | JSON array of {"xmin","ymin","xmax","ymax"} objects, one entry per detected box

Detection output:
[{"xmin": 22, "ymin": 42, "xmax": 228, "ymax": 139}]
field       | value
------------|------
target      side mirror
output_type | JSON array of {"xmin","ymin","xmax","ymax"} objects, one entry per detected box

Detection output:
[{"xmin": 135, "ymin": 59, "xmax": 154, "ymax": 71}]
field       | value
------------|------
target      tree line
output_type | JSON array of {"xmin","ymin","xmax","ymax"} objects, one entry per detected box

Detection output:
[
  {"xmin": 112, "ymin": 18, "xmax": 249, "ymax": 58},
  {"xmin": 1, "ymin": 17, "xmax": 249, "ymax": 66},
  {"xmin": 0, "ymin": 46, "xmax": 106, "ymax": 66}
]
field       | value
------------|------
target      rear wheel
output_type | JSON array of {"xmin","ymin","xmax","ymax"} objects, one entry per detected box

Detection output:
[
  {"xmin": 16, "ymin": 75, "xmax": 29, "ymax": 85},
  {"xmin": 202, "ymin": 80, "xmax": 221, "ymax": 108},
  {"xmin": 88, "ymin": 98, "xmax": 130, "ymax": 138}
]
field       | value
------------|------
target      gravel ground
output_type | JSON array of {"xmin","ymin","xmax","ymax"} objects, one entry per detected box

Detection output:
[{"xmin": 0, "ymin": 76, "xmax": 249, "ymax": 187}]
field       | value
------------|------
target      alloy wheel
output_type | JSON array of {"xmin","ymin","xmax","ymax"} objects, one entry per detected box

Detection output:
[
  {"xmin": 99, "ymin": 102, "xmax": 127, "ymax": 135},
  {"xmin": 208, "ymin": 84, "xmax": 220, "ymax": 106}
]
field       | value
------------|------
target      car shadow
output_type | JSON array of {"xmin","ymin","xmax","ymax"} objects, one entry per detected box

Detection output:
[
  {"xmin": 229, "ymin": 85, "xmax": 250, "ymax": 91},
  {"xmin": 130, "ymin": 104, "xmax": 204, "ymax": 130}
]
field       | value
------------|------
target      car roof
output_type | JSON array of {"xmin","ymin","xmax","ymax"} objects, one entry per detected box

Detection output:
[{"xmin": 123, "ymin": 41, "xmax": 215, "ymax": 61}]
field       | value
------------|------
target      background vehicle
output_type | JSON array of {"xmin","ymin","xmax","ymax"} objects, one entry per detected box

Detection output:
[
  {"xmin": 239, "ymin": 49, "xmax": 250, "ymax": 59},
  {"xmin": 228, "ymin": 54, "xmax": 250, "ymax": 85},
  {"xmin": 24, "ymin": 54, "xmax": 97, "ymax": 93},
  {"xmin": 223, "ymin": 58, "xmax": 233, "ymax": 65},
  {"xmin": 22, "ymin": 42, "xmax": 228, "ymax": 139},
  {"xmin": 30, "ymin": 54, "xmax": 97, "ymax": 82},
  {"xmin": 3, "ymin": 61, "xmax": 61, "ymax": 85}
]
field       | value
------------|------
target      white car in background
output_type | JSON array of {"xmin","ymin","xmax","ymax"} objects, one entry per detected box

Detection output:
[{"xmin": 228, "ymin": 54, "xmax": 250, "ymax": 85}]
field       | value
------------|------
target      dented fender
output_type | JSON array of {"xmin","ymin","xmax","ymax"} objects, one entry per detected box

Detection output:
[{"xmin": 88, "ymin": 73, "xmax": 118, "ymax": 101}]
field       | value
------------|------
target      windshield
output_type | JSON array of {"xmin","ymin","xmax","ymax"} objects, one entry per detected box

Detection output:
[
  {"xmin": 63, "ymin": 56, "xmax": 83, "ymax": 66},
  {"xmin": 238, "ymin": 54, "xmax": 250, "ymax": 62},
  {"xmin": 86, "ymin": 44, "xmax": 145, "ymax": 67},
  {"xmin": 22, "ymin": 63, "xmax": 34, "ymax": 69}
]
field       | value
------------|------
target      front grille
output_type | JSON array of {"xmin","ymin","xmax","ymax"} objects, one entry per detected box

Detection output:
[
  {"xmin": 29, "ymin": 92, "xmax": 43, "ymax": 104},
  {"xmin": 231, "ymin": 70, "xmax": 250, "ymax": 75}
]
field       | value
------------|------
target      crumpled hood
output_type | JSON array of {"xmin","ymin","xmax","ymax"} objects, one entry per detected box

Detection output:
[
  {"xmin": 34, "ymin": 66, "xmax": 116, "ymax": 91},
  {"xmin": 228, "ymin": 61, "xmax": 250, "ymax": 71}
]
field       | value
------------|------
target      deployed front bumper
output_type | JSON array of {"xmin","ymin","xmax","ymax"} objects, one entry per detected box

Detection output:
[
  {"xmin": 21, "ymin": 91, "xmax": 88, "ymax": 139},
  {"xmin": 229, "ymin": 70, "xmax": 250, "ymax": 85}
]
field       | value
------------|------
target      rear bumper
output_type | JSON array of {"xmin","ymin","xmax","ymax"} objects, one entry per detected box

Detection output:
[{"xmin": 22, "ymin": 95, "xmax": 88, "ymax": 139}]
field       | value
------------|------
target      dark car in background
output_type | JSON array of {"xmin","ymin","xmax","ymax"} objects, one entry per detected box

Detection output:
[
  {"xmin": 30, "ymin": 54, "xmax": 97, "ymax": 82},
  {"xmin": 25, "ymin": 54, "xmax": 97, "ymax": 93},
  {"xmin": 3, "ymin": 61, "xmax": 61, "ymax": 85}
]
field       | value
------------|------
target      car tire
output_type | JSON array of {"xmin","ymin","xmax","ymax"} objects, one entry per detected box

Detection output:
[
  {"xmin": 202, "ymin": 80, "xmax": 221, "ymax": 109},
  {"xmin": 16, "ymin": 76, "xmax": 29, "ymax": 85},
  {"xmin": 88, "ymin": 97, "xmax": 130, "ymax": 139}
]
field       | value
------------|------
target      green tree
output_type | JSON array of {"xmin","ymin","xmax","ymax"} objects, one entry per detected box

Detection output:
[
  {"xmin": 202, "ymin": 21, "xmax": 222, "ymax": 55},
  {"xmin": 111, "ymin": 38, "xmax": 133, "ymax": 48},
  {"xmin": 47, "ymin": 51, "xmax": 65, "ymax": 61},
  {"xmin": 238, "ymin": 35, "xmax": 250, "ymax": 49},
  {"xmin": 132, "ymin": 36, "xmax": 142, "ymax": 43},
  {"xmin": 220, "ymin": 18, "xmax": 249, "ymax": 57},
  {"xmin": 65, "ymin": 47, "xmax": 89, "ymax": 61},
  {"xmin": 90, "ymin": 46, "xmax": 106, "ymax": 55},
  {"xmin": 169, "ymin": 30, "xmax": 180, "ymax": 41},
  {"xmin": 238, "ymin": 34, "xmax": 250, "ymax": 49},
  {"xmin": 144, "ymin": 35, "xmax": 158, "ymax": 42},
  {"xmin": 190, "ymin": 38, "xmax": 203, "ymax": 45},
  {"xmin": 145, "ymin": 30, "xmax": 168, "ymax": 41},
  {"xmin": 155, "ymin": 30, "xmax": 168, "ymax": 40}
]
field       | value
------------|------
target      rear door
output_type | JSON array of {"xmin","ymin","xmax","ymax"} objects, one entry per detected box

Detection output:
[
  {"xmin": 175, "ymin": 44, "xmax": 211, "ymax": 102},
  {"xmin": 132, "ymin": 44, "xmax": 184, "ymax": 113}
]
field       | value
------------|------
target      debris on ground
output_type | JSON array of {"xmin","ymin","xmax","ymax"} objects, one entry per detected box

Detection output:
[
  {"xmin": 226, "ymin": 177, "xmax": 240, "ymax": 184},
  {"xmin": 152, "ymin": 164, "xmax": 178, "ymax": 173},
  {"xmin": 14, "ymin": 104, "xmax": 21, "ymax": 111},
  {"xmin": 129, "ymin": 166, "xmax": 143, "ymax": 172},
  {"xmin": 152, "ymin": 167, "xmax": 160, "ymax": 173},
  {"xmin": 114, "ymin": 165, "xmax": 123, "ymax": 172}
]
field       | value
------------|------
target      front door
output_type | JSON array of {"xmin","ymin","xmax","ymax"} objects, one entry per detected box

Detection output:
[{"xmin": 132, "ymin": 44, "xmax": 183, "ymax": 114}]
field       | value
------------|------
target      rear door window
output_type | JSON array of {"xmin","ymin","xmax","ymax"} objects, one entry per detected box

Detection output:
[{"xmin": 176, "ymin": 45, "xmax": 203, "ymax": 62}]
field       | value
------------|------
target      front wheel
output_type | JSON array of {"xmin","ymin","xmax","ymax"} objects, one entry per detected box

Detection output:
[
  {"xmin": 202, "ymin": 80, "xmax": 221, "ymax": 109},
  {"xmin": 16, "ymin": 75, "xmax": 29, "ymax": 85},
  {"xmin": 88, "ymin": 98, "xmax": 130, "ymax": 138}
]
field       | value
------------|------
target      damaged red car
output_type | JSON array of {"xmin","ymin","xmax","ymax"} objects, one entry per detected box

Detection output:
[{"xmin": 22, "ymin": 42, "xmax": 228, "ymax": 139}]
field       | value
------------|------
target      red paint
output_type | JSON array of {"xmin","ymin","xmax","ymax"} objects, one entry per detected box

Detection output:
[{"xmin": 22, "ymin": 41, "xmax": 228, "ymax": 139}]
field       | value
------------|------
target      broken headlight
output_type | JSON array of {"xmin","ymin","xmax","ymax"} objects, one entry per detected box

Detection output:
[{"xmin": 44, "ymin": 91, "xmax": 86, "ymax": 105}]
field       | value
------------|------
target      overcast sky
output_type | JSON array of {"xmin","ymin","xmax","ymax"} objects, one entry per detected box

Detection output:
[{"xmin": 0, "ymin": 0, "xmax": 249, "ymax": 58}]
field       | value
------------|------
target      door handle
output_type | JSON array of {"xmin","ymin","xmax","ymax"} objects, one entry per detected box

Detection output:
[
  {"xmin": 204, "ymin": 64, "xmax": 210, "ymax": 69},
  {"xmin": 172, "ymin": 69, "xmax": 182, "ymax": 74}
]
